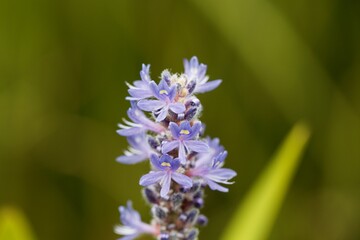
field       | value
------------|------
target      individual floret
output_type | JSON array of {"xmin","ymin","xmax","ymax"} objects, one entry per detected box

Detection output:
[
  {"xmin": 139, "ymin": 154, "xmax": 193, "ymax": 198},
  {"xmin": 114, "ymin": 201, "xmax": 158, "ymax": 240}
]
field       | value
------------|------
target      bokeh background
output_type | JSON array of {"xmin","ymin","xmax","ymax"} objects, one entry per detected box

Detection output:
[{"xmin": 1, "ymin": 0, "xmax": 359, "ymax": 239}]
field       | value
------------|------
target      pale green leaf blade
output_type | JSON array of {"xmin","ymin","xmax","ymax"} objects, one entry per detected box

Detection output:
[
  {"xmin": 0, "ymin": 207, "xmax": 37, "ymax": 240},
  {"xmin": 222, "ymin": 122, "xmax": 311, "ymax": 240}
]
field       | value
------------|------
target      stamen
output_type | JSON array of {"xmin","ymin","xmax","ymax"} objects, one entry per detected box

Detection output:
[
  {"xmin": 180, "ymin": 129, "xmax": 190, "ymax": 135},
  {"xmin": 159, "ymin": 90, "xmax": 168, "ymax": 95},
  {"xmin": 161, "ymin": 162, "xmax": 171, "ymax": 167},
  {"xmin": 180, "ymin": 88, "xmax": 188, "ymax": 97}
]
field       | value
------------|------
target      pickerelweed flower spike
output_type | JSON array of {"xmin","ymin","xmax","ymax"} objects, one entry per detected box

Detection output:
[{"xmin": 115, "ymin": 56, "xmax": 237, "ymax": 239}]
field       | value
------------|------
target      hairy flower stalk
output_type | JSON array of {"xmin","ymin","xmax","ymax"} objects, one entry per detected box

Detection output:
[{"xmin": 115, "ymin": 57, "xmax": 237, "ymax": 240}]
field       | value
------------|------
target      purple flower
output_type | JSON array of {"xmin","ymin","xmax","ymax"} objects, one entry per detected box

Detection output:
[
  {"xmin": 137, "ymin": 79, "xmax": 186, "ymax": 122},
  {"xmin": 126, "ymin": 64, "xmax": 154, "ymax": 101},
  {"xmin": 183, "ymin": 56, "xmax": 222, "ymax": 94},
  {"xmin": 114, "ymin": 201, "xmax": 157, "ymax": 240},
  {"xmin": 139, "ymin": 154, "xmax": 193, "ymax": 198},
  {"xmin": 189, "ymin": 151, "xmax": 237, "ymax": 192},
  {"xmin": 162, "ymin": 121, "xmax": 209, "ymax": 164},
  {"xmin": 116, "ymin": 133, "xmax": 156, "ymax": 164},
  {"xmin": 195, "ymin": 137, "xmax": 224, "ymax": 167},
  {"xmin": 117, "ymin": 101, "xmax": 165, "ymax": 136}
]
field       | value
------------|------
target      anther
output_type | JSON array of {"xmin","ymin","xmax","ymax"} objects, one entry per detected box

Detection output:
[
  {"xmin": 159, "ymin": 90, "xmax": 168, "ymax": 95},
  {"xmin": 161, "ymin": 162, "xmax": 171, "ymax": 167},
  {"xmin": 180, "ymin": 129, "xmax": 190, "ymax": 135}
]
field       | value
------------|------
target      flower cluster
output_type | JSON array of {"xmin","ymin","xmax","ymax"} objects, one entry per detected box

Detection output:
[{"xmin": 115, "ymin": 57, "xmax": 237, "ymax": 240}]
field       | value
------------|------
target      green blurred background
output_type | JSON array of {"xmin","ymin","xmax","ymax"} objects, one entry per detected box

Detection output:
[{"xmin": 0, "ymin": 0, "xmax": 359, "ymax": 239}]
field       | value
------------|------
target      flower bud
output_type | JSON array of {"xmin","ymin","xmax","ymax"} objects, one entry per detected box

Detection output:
[
  {"xmin": 171, "ymin": 193, "xmax": 184, "ymax": 210},
  {"xmin": 152, "ymin": 205, "xmax": 167, "ymax": 220},
  {"xmin": 197, "ymin": 215, "xmax": 208, "ymax": 226},
  {"xmin": 186, "ymin": 209, "xmax": 199, "ymax": 225},
  {"xmin": 186, "ymin": 80, "xmax": 196, "ymax": 94},
  {"xmin": 194, "ymin": 198, "xmax": 204, "ymax": 209},
  {"xmin": 143, "ymin": 188, "xmax": 158, "ymax": 204},
  {"xmin": 185, "ymin": 228, "xmax": 199, "ymax": 240}
]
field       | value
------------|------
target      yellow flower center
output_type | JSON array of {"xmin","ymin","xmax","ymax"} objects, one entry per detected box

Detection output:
[
  {"xmin": 161, "ymin": 162, "xmax": 171, "ymax": 167},
  {"xmin": 159, "ymin": 90, "xmax": 168, "ymax": 95},
  {"xmin": 180, "ymin": 129, "xmax": 190, "ymax": 135}
]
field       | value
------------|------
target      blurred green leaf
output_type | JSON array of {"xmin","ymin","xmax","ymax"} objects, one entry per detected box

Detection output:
[
  {"xmin": 222, "ymin": 122, "xmax": 311, "ymax": 240},
  {"xmin": 0, "ymin": 207, "xmax": 37, "ymax": 240},
  {"xmin": 191, "ymin": 0, "xmax": 339, "ymax": 123}
]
